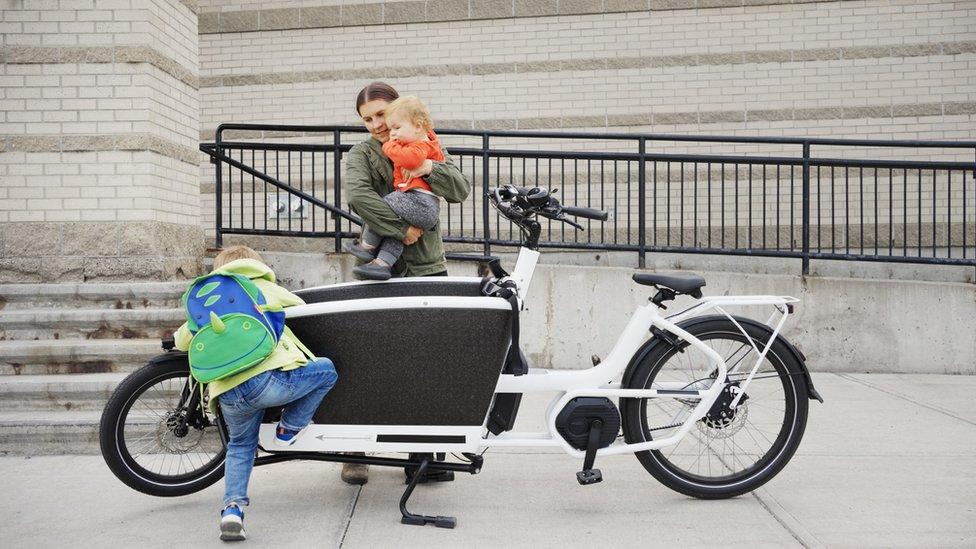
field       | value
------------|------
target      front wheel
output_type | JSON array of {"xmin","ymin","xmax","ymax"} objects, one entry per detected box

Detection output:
[
  {"xmin": 99, "ymin": 355, "xmax": 226, "ymax": 497},
  {"xmin": 621, "ymin": 317, "xmax": 809, "ymax": 499}
]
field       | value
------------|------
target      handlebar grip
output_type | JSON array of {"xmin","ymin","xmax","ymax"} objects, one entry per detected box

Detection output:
[{"xmin": 561, "ymin": 205, "xmax": 609, "ymax": 221}]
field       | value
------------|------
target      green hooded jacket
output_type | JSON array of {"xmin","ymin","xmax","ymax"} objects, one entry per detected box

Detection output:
[
  {"xmin": 344, "ymin": 136, "xmax": 471, "ymax": 276},
  {"xmin": 174, "ymin": 258, "xmax": 310, "ymax": 412}
]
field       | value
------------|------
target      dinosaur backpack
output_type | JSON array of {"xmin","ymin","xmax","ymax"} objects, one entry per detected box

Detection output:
[{"xmin": 181, "ymin": 271, "xmax": 286, "ymax": 383}]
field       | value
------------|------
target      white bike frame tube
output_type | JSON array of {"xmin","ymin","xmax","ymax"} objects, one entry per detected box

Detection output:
[{"xmin": 509, "ymin": 247, "xmax": 540, "ymax": 304}]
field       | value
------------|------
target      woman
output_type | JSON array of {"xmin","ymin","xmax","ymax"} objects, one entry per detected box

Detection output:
[
  {"xmin": 339, "ymin": 82, "xmax": 471, "ymax": 484},
  {"xmin": 343, "ymin": 81, "xmax": 470, "ymax": 277}
]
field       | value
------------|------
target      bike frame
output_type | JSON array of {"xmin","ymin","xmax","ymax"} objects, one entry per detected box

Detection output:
[{"xmin": 259, "ymin": 246, "xmax": 800, "ymax": 459}]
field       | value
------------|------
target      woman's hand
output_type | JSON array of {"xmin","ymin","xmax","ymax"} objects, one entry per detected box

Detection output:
[
  {"xmin": 401, "ymin": 159, "xmax": 434, "ymax": 181},
  {"xmin": 402, "ymin": 226, "xmax": 424, "ymax": 245}
]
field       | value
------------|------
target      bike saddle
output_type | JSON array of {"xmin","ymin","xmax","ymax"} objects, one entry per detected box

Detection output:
[{"xmin": 631, "ymin": 273, "xmax": 706, "ymax": 295}]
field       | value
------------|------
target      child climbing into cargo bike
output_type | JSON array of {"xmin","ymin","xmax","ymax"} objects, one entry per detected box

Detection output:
[{"xmin": 173, "ymin": 245, "xmax": 338, "ymax": 542}]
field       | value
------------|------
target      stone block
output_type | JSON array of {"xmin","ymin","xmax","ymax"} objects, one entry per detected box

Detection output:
[
  {"xmin": 62, "ymin": 135, "xmax": 115, "ymax": 151},
  {"xmin": 607, "ymin": 113, "xmax": 653, "ymax": 126},
  {"xmin": 698, "ymin": 52, "xmax": 742, "ymax": 66},
  {"xmin": 62, "ymin": 223, "xmax": 119, "ymax": 256},
  {"xmin": 605, "ymin": 0, "xmax": 648, "ymax": 13},
  {"xmin": 341, "ymin": 3, "xmax": 382, "ymax": 26},
  {"xmin": 700, "ymin": 110, "xmax": 745, "ymax": 123},
  {"xmin": 59, "ymin": 46, "xmax": 114, "ymax": 63},
  {"xmin": 742, "ymin": 50, "xmax": 792, "ymax": 64},
  {"xmin": 559, "ymin": 0, "xmax": 603, "ymax": 15},
  {"xmin": 561, "ymin": 58, "xmax": 605, "ymax": 71},
  {"xmin": 514, "ymin": 0, "xmax": 557, "ymax": 17},
  {"xmin": 83, "ymin": 257, "xmax": 169, "ymax": 281},
  {"xmin": 0, "ymin": 259, "xmax": 44, "ymax": 284},
  {"xmin": 426, "ymin": 0, "xmax": 469, "ymax": 22},
  {"xmin": 794, "ymin": 107, "xmax": 843, "ymax": 121},
  {"xmin": 792, "ymin": 48, "xmax": 842, "ymax": 62},
  {"xmin": 844, "ymin": 105, "xmax": 892, "ymax": 119},
  {"xmin": 891, "ymin": 103, "xmax": 942, "ymax": 117},
  {"xmin": 890, "ymin": 43, "xmax": 941, "ymax": 58},
  {"xmin": 8, "ymin": 136, "xmax": 60, "ymax": 153},
  {"xmin": 945, "ymin": 102, "xmax": 976, "ymax": 115},
  {"xmin": 653, "ymin": 112, "xmax": 697, "ymax": 125},
  {"xmin": 198, "ymin": 11, "xmax": 218, "ymax": 33},
  {"xmin": 260, "ymin": 8, "xmax": 300, "ymax": 31},
  {"xmin": 300, "ymin": 6, "xmax": 341, "ymax": 28},
  {"xmin": 471, "ymin": 63, "xmax": 512, "ymax": 75},
  {"xmin": 220, "ymin": 11, "xmax": 260, "ymax": 33},
  {"xmin": 518, "ymin": 116, "xmax": 562, "ymax": 130},
  {"xmin": 384, "ymin": 1, "xmax": 425, "ymax": 24},
  {"xmin": 5, "ymin": 223, "xmax": 61, "ymax": 256},
  {"xmin": 943, "ymin": 41, "xmax": 976, "ymax": 54},
  {"xmin": 650, "ymin": 0, "xmax": 695, "ymax": 10},
  {"xmin": 698, "ymin": 0, "xmax": 740, "ymax": 8},
  {"xmin": 748, "ymin": 109, "xmax": 793, "ymax": 122},
  {"xmin": 471, "ymin": 0, "xmax": 513, "ymax": 20}
]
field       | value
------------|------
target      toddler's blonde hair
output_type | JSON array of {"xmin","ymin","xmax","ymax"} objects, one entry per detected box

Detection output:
[
  {"xmin": 384, "ymin": 95, "xmax": 434, "ymax": 133},
  {"xmin": 213, "ymin": 245, "xmax": 264, "ymax": 269}
]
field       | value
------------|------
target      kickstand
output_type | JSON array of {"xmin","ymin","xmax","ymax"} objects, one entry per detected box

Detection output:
[
  {"xmin": 576, "ymin": 419, "xmax": 604, "ymax": 485},
  {"xmin": 399, "ymin": 457, "xmax": 457, "ymax": 529}
]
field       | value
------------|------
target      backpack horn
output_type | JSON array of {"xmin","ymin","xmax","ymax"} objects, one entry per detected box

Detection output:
[{"xmin": 210, "ymin": 311, "xmax": 226, "ymax": 334}]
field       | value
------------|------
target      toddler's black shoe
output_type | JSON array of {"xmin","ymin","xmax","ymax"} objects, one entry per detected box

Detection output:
[
  {"xmin": 353, "ymin": 262, "xmax": 392, "ymax": 281},
  {"xmin": 344, "ymin": 241, "xmax": 377, "ymax": 262}
]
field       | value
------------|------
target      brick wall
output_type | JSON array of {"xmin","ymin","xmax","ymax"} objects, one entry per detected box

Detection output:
[{"xmin": 0, "ymin": 0, "xmax": 203, "ymax": 282}]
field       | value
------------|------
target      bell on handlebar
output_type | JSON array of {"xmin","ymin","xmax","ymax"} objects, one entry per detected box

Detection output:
[{"xmin": 523, "ymin": 187, "xmax": 550, "ymax": 207}]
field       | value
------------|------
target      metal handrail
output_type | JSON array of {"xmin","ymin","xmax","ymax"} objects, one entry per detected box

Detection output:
[{"xmin": 201, "ymin": 124, "xmax": 976, "ymax": 277}]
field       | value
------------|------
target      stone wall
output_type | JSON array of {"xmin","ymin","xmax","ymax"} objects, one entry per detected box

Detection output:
[{"xmin": 0, "ymin": 0, "xmax": 203, "ymax": 282}]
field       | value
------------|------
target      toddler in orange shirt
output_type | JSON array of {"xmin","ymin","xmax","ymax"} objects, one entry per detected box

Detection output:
[{"xmin": 347, "ymin": 96, "xmax": 445, "ymax": 280}]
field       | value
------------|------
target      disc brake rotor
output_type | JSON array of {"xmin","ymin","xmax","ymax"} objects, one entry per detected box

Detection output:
[{"xmin": 156, "ymin": 411, "xmax": 205, "ymax": 453}]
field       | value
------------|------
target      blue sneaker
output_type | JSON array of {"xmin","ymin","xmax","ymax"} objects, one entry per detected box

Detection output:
[
  {"xmin": 220, "ymin": 504, "xmax": 245, "ymax": 542},
  {"xmin": 273, "ymin": 423, "xmax": 309, "ymax": 447}
]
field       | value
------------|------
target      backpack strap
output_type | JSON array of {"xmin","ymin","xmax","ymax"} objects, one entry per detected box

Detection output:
[{"xmin": 283, "ymin": 325, "xmax": 314, "ymax": 360}]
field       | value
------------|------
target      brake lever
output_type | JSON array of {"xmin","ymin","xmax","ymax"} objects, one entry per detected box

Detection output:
[{"xmin": 561, "ymin": 216, "xmax": 584, "ymax": 231}]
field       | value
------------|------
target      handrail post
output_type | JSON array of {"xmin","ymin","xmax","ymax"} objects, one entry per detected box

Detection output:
[
  {"xmin": 638, "ymin": 137, "xmax": 646, "ymax": 269},
  {"xmin": 801, "ymin": 141, "xmax": 811, "ymax": 276},
  {"xmin": 215, "ymin": 127, "xmax": 223, "ymax": 249},
  {"xmin": 334, "ymin": 129, "xmax": 342, "ymax": 253},
  {"xmin": 482, "ymin": 133, "xmax": 491, "ymax": 258}
]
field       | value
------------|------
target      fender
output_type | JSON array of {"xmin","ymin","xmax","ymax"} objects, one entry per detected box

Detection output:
[
  {"xmin": 621, "ymin": 315, "xmax": 823, "ymax": 403},
  {"xmin": 148, "ymin": 350, "xmax": 188, "ymax": 367}
]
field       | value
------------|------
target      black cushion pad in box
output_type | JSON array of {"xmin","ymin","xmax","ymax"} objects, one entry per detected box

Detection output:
[{"xmin": 286, "ymin": 304, "xmax": 512, "ymax": 426}]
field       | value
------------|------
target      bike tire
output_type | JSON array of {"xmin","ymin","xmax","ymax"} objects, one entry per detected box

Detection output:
[
  {"xmin": 99, "ymin": 356, "xmax": 226, "ymax": 497},
  {"xmin": 620, "ymin": 317, "xmax": 809, "ymax": 499}
]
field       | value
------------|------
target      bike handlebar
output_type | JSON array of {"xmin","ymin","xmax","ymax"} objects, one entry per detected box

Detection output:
[{"xmin": 560, "ymin": 205, "xmax": 609, "ymax": 221}]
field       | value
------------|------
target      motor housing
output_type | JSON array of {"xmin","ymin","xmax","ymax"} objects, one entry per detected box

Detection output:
[{"xmin": 555, "ymin": 397, "xmax": 621, "ymax": 450}]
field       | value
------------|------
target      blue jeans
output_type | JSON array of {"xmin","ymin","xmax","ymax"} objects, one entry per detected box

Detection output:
[{"xmin": 218, "ymin": 358, "xmax": 338, "ymax": 509}]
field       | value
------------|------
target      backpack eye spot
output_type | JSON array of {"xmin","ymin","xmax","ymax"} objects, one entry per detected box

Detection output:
[
  {"xmin": 195, "ymin": 343, "xmax": 205, "ymax": 351},
  {"xmin": 242, "ymin": 321, "xmax": 252, "ymax": 330}
]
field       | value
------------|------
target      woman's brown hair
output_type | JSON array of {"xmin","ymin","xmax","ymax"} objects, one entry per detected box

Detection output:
[{"xmin": 355, "ymin": 81, "xmax": 399, "ymax": 114}]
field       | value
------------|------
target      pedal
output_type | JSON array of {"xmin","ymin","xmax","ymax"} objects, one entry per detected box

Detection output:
[{"xmin": 576, "ymin": 468, "xmax": 603, "ymax": 485}]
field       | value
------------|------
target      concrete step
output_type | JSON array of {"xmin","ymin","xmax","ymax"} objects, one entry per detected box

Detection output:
[
  {"xmin": 0, "ymin": 308, "xmax": 184, "ymax": 341},
  {"xmin": 0, "ymin": 282, "xmax": 187, "ymax": 310},
  {"xmin": 0, "ymin": 339, "xmax": 165, "ymax": 375},
  {"xmin": 0, "ymin": 410, "xmax": 103, "ymax": 455},
  {"xmin": 0, "ymin": 373, "xmax": 129, "ymax": 412},
  {"xmin": 0, "ymin": 409, "xmax": 224, "ymax": 456}
]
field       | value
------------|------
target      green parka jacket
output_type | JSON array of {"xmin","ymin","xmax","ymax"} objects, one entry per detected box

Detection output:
[{"xmin": 344, "ymin": 136, "xmax": 470, "ymax": 276}]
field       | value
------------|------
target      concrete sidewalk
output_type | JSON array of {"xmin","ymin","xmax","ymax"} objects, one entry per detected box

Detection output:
[{"xmin": 2, "ymin": 373, "xmax": 975, "ymax": 548}]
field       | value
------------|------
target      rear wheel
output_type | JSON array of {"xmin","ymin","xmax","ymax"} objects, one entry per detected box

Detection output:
[
  {"xmin": 99, "ymin": 356, "xmax": 226, "ymax": 497},
  {"xmin": 621, "ymin": 317, "xmax": 808, "ymax": 499}
]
